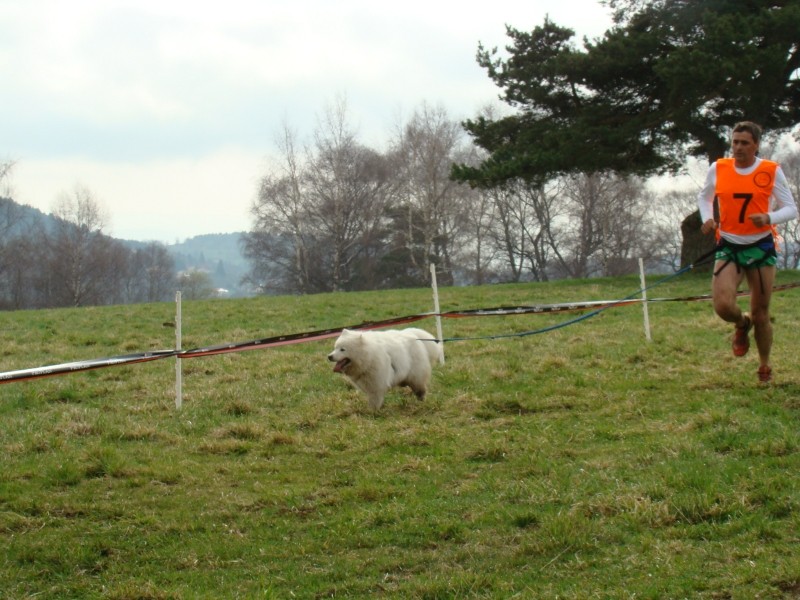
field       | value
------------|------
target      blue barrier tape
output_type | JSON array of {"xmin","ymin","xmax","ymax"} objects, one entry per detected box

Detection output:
[
  {"xmin": 438, "ymin": 263, "xmax": 697, "ymax": 342},
  {"xmin": 438, "ymin": 281, "xmax": 800, "ymax": 341}
]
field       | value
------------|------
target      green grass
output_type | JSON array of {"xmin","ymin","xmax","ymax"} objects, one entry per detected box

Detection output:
[{"xmin": 1, "ymin": 272, "xmax": 799, "ymax": 599}]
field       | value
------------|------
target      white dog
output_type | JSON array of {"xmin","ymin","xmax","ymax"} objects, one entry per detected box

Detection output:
[{"xmin": 327, "ymin": 327, "xmax": 443, "ymax": 410}]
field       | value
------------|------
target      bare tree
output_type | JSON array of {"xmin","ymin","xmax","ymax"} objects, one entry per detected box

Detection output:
[
  {"xmin": 244, "ymin": 122, "xmax": 315, "ymax": 293},
  {"xmin": 556, "ymin": 173, "xmax": 612, "ymax": 278},
  {"xmin": 456, "ymin": 105, "xmax": 510, "ymax": 285},
  {"xmin": 551, "ymin": 173, "xmax": 662, "ymax": 278},
  {"xmin": 0, "ymin": 160, "xmax": 13, "ymax": 194},
  {"xmin": 244, "ymin": 99, "xmax": 394, "ymax": 294},
  {"xmin": 0, "ymin": 165, "xmax": 177, "ymax": 308},
  {"xmin": 461, "ymin": 182, "xmax": 498, "ymax": 285},
  {"xmin": 775, "ymin": 144, "xmax": 800, "ymax": 269},
  {"xmin": 649, "ymin": 188, "xmax": 698, "ymax": 271},
  {"xmin": 482, "ymin": 178, "xmax": 561, "ymax": 282},
  {"xmin": 46, "ymin": 185, "xmax": 114, "ymax": 306},
  {"xmin": 178, "ymin": 268, "xmax": 215, "ymax": 300},
  {"xmin": 246, "ymin": 115, "xmax": 305, "ymax": 294},
  {"xmin": 599, "ymin": 176, "xmax": 659, "ymax": 276},
  {"xmin": 486, "ymin": 183, "xmax": 525, "ymax": 282},
  {"xmin": 392, "ymin": 102, "xmax": 471, "ymax": 286},
  {"xmin": 0, "ymin": 211, "xmax": 52, "ymax": 309},
  {"xmin": 305, "ymin": 98, "xmax": 394, "ymax": 291},
  {"xmin": 0, "ymin": 219, "xmax": 19, "ymax": 304},
  {"xmin": 124, "ymin": 242, "xmax": 177, "ymax": 303},
  {"xmin": 0, "ymin": 161, "xmax": 22, "ymax": 300}
]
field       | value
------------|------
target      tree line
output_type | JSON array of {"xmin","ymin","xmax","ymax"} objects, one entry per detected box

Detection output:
[
  {"xmin": 240, "ymin": 100, "xmax": 673, "ymax": 294},
  {"xmin": 0, "ymin": 185, "xmax": 174, "ymax": 309},
  {"xmin": 0, "ymin": 183, "xmax": 221, "ymax": 309},
  {"xmin": 241, "ymin": 99, "xmax": 800, "ymax": 295},
  {"xmin": 243, "ymin": 0, "xmax": 799, "ymax": 294},
  {"xmin": 453, "ymin": 0, "xmax": 799, "ymax": 264},
  {"xmin": 5, "ymin": 1, "xmax": 799, "ymax": 303}
]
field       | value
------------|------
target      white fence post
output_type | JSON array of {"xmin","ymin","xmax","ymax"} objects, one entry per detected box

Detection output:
[
  {"xmin": 430, "ymin": 263, "xmax": 445, "ymax": 364},
  {"xmin": 175, "ymin": 291, "xmax": 183, "ymax": 408},
  {"xmin": 639, "ymin": 258, "xmax": 652, "ymax": 342}
]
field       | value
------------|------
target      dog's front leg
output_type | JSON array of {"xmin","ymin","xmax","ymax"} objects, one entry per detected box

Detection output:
[{"xmin": 367, "ymin": 393, "xmax": 385, "ymax": 411}]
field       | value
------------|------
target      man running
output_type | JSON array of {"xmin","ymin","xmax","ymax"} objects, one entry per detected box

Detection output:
[{"xmin": 698, "ymin": 121, "xmax": 797, "ymax": 383}]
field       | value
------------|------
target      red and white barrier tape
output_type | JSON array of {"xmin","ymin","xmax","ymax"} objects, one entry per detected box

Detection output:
[{"xmin": 2, "ymin": 282, "xmax": 798, "ymax": 384}]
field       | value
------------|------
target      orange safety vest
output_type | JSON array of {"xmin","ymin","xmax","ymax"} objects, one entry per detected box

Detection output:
[{"xmin": 715, "ymin": 157, "xmax": 777, "ymax": 238}]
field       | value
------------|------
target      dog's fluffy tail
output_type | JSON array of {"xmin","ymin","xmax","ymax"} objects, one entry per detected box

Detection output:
[
  {"xmin": 430, "ymin": 339, "xmax": 444, "ymax": 365},
  {"xmin": 420, "ymin": 335, "xmax": 444, "ymax": 366}
]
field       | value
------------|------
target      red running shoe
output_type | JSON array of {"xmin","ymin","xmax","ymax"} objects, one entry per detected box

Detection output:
[
  {"xmin": 732, "ymin": 314, "xmax": 752, "ymax": 357},
  {"xmin": 757, "ymin": 365, "xmax": 772, "ymax": 383}
]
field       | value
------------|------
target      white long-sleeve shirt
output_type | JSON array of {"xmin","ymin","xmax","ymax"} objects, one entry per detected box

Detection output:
[{"xmin": 697, "ymin": 157, "xmax": 798, "ymax": 245}]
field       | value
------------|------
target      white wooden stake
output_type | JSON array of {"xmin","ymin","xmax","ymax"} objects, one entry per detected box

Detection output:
[
  {"xmin": 175, "ymin": 291, "xmax": 183, "ymax": 408},
  {"xmin": 430, "ymin": 263, "xmax": 445, "ymax": 364},
  {"xmin": 639, "ymin": 258, "xmax": 652, "ymax": 342}
]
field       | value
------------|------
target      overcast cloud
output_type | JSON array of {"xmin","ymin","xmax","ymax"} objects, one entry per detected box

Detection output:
[{"xmin": 1, "ymin": 0, "xmax": 613, "ymax": 242}]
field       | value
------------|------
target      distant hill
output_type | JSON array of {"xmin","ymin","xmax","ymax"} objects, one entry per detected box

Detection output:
[
  {"xmin": 166, "ymin": 233, "xmax": 252, "ymax": 297},
  {"xmin": 120, "ymin": 233, "xmax": 253, "ymax": 297},
  {"xmin": 3, "ymin": 197, "xmax": 254, "ymax": 298},
  {"xmin": 0, "ymin": 197, "xmax": 59, "ymax": 234}
]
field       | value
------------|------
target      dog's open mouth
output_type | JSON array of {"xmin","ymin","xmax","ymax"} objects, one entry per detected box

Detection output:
[{"xmin": 333, "ymin": 358, "xmax": 351, "ymax": 373}]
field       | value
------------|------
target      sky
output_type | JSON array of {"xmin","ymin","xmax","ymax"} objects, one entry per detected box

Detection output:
[{"xmin": 1, "ymin": 0, "xmax": 614, "ymax": 244}]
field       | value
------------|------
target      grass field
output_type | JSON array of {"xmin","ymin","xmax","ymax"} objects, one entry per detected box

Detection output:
[{"xmin": 1, "ymin": 271, "xmax": 799, "ymax": 599}]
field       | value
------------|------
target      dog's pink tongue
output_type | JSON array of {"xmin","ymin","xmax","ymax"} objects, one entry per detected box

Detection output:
[{"xmin": 333, "ymin": 360, "xmax": 345, "ymax": 373}]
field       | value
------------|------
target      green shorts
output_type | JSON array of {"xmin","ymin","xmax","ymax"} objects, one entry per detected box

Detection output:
[{"xmin": 715, "ymin": 236, "xmax": 777, "ymax": 269}]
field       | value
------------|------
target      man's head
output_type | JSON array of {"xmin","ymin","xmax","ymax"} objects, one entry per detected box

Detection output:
[{"xmin": 731, "ymin": 121, "xmax": 762, "ymax": 168}]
